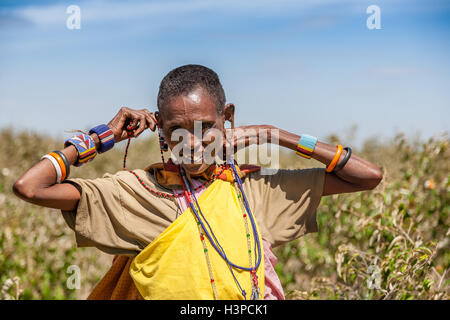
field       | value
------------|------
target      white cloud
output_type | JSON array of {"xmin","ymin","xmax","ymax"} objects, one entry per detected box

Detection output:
[
  {"xmin": 5, "ymin": 0, "xmax": 358, "ymax": 27},
  {"xmin": 3, "ymin": 0, "xmax": 448, "ymax": 29}
]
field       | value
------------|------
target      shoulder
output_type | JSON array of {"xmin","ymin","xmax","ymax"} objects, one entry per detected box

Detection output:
[
  {"xmin": 66, "ymin": 168, "xmax": 158, "ymax": 194},
  {"xmin": 244, "ymin": 167, "xmax": 326, "ymax": 184},
  {"xmin": 242, "ymin": 167, "xmax": 326, "ymax": 199},
  {"xmin": 106, "ymin": 169, "xmax": 156, "ymax": 186}
]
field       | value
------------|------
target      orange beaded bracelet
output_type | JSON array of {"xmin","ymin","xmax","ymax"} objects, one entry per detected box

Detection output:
[{"xmin": 326, "ymin": 145, "xmax": 343, "ymax": 173}]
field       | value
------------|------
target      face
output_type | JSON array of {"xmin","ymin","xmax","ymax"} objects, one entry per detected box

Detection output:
[{"xmin": 157, "ymin": 86, "xmax": 234, "ymax": 175}]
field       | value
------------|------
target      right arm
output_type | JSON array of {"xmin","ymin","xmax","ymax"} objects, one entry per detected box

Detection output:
[{"xmin": 12, "ymin": 107, "xmax": 157, "ymax": 211}]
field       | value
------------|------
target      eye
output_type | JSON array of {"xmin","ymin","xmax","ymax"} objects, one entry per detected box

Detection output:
[
  {"xmin": 169, "ymin": 125, "xmax": 181, "ymax": 132},
  {"xmin": 202, "ymin": 122, "xmax": 214, "ymax": 132}
]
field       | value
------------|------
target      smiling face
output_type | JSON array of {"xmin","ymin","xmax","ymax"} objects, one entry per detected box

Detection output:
[{"xmin": 157, "ymin": 85, "xmax": 234, "ymax": 175}]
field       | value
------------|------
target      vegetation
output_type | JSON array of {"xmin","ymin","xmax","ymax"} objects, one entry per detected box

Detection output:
[{"xmin": 0, "ymin": 127, "xmax": 448, "ymax": 299}]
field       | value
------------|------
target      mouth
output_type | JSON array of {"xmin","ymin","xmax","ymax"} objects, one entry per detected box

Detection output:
[{"xmin": 178, "ymin": 150, "xmax": 206, "ymax": 165}]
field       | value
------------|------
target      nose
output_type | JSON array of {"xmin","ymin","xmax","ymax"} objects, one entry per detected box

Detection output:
[{"xmin": 183, "ymin": 131, "xmax": 204, "ymax": 161}]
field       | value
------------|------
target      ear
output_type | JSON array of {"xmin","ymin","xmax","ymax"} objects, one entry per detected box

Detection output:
[{"xmin": 223, "ymin": 103, "xmax": 235, "ymax": 129}]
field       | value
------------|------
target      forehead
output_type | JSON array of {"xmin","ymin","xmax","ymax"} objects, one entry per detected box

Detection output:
[{"xmin": 161, "ymin": 87, "xmax": 219, "ymax": 125}]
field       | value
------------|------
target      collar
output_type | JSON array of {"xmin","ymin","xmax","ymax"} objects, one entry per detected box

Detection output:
[{"xmin": 144, "ymin": 159, "xmax": 261, "ymax": 190}]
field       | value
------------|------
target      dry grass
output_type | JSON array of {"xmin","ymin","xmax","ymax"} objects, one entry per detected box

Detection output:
[{"xmin": 0, "ymin": 127, "xmax": 448, "ymax": 299}]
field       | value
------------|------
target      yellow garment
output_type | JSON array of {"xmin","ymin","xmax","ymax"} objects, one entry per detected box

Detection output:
[{"xmin": 129, "ymin": 178, "xmax": 265, "ymax": 300}]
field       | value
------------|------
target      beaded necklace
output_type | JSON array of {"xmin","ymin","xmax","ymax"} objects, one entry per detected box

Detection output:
[
  {"xmin": 179, "ymin": 162, "xmax": 262, "ymax": 300},
  {"xmin": 229, "ymin": 161, "xmax": 262, "ymax": 299},
  {"xmin": 123, "ymin": 126, "xmax": 224, "ymax": 198},
  {"xmin": 229, "ymin": 160, "xmax": 262, "ymax": 299},
  {"xmin": 122, "ymin": 126, "xmax": 262, "ymax": 299}
]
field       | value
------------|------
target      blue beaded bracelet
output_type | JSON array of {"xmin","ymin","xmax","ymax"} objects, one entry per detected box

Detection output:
[
  {"xmin": 296, "ymin": 134, "xmax": 318, "ymax": 159},
  {"xmin": 89, "ymin": 124, "xmax": 115, "ymax": 153},
  {"xmin": 64, "ymin": 133, "xmax": 97, "ymax": 167}
]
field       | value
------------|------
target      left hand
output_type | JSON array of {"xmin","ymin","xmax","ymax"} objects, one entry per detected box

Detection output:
[{"xmin": 223, "ymin": 124, "xmax": 275, "ymax": 155}]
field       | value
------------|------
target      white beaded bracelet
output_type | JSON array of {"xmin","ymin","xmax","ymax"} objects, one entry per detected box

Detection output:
[{"xmin": 41, "ymin": 154, "xmax": 62, "ymax": 183}]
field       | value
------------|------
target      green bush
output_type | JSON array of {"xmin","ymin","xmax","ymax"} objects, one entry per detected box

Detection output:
[
  {"xmin": 276, "ymin": 133, "xmax": 449, "ymax": 299},
  {"xmin": 0, "ymin": 127, "xmax": 448, "ymax": 299}
]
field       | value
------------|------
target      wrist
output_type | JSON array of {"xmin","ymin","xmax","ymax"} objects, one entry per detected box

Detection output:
[
  {"xmin": 62, "ymin": 144, "xmax": 79, "ymax": 165},
  {"xmin": 64, "ymin": 133, "xmax": 97, "ymax": 167},
  {"xmin": 89, "ymin": 124, "xmax": 115, "ymax": 153},
  {"xmin": 296, "ymin": 134, "xmax": 318, "ymax": 159},
  {"xmin": 90, "ymin": 133, "xmax": 101, "ymax": 150}
]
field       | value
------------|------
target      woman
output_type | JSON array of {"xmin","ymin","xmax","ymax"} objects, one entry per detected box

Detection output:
[{"xmin": 13, "ymin": 64, "xmax": 383, "ymax": 300}]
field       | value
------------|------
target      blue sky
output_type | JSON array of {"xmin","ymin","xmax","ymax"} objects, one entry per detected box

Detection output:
[{"xmin": 0, "ymin": 0, "xmax": 449, "ymax": 147}]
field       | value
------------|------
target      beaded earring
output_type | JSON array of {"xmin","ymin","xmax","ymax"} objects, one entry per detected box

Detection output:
[
  {"xmin": 156, "ymin": 124, "xmax": 168, "ymax": 166},
  {"xmin": 154, "ymin": 111, "xmax": 168, "ymax": 153},
  {"xmin": 158, "ymin": 126, "xmax": 168, "ymax": 152}
]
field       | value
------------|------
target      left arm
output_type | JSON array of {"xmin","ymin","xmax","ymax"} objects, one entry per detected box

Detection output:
[
  {"xmin": 275, "ymin": 127, "xmax": 383, "ymax": 196},
  {"xmin": 231, "ymin": 125, "xmax": 383, "ymax": 196}
]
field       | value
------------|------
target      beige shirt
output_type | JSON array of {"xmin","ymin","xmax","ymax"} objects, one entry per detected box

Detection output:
[{"xmin": 61, "ymin": 167, "xmax": 326, "ymax": 256}]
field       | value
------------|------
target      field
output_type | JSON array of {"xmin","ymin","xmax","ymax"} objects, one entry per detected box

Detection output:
[{"xmin": 0, "ymin": 127, "xmax": 448, "ymax": 299}]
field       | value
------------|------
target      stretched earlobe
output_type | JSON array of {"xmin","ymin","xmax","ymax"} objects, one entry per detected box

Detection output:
[
  {"xmin": 153, "ymin": 111, "xmax": 168, "ymax": 153},
  {"xmin": 154, "ymin": 111, "xmax": 162, "ymax": 128},
  {"xmin": 223, "ymin": 103, "xmax": 235, "ymax": 129}
]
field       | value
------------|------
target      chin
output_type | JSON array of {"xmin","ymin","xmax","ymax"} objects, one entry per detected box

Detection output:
[{"xmin": 182, "ymin": 162, "xmax": 210, "ymax": 175}]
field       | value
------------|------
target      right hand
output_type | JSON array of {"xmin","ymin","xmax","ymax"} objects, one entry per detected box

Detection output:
[{"xmin": 107, "ymin": 107, "xmax": 157, "ymax": 143}]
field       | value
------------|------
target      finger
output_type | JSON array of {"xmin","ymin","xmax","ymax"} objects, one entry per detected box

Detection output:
[
  {"xmin": 144, "ymin": 110, "xmax": 157, "ymax": 131},
  {"xmin": 129, "ymin": 115, "xmax": 139, "ymax": 130},
  {"xmin": 116, "ymin": 107, "xmax": 130, "ymax": 131},
  {"xmin": 134, "ymin": 114, "xmax": 147, "ymax": 137},
  {"xmin": 123, "ymin": 115, "xmax": 139, "ymax": 134},
  {"xmin": 224, "ymin": 128, "xmax": 239, "ymax": 154},
  {"xmin": 224, "ymin": 128, "xmax": 235, "ymax": 146},
  {"xmin": 114, "ymin": 109, "xmax": 134, "ymax": 141},
  {"xmin": 144, "ymin": 114, "xmax": 156, "ymax": 132},
  {"xmin": 133, "ymin": 116, "xmax": 146, "ymax": 137}
]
